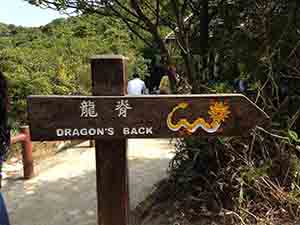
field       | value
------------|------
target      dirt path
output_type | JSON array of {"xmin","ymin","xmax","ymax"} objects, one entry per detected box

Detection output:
[{"xmin": 2, "ymin": 139, "xmax": 174, "ymax": 225}]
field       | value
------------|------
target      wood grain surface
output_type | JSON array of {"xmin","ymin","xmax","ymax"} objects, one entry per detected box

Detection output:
[{"xmin": 28, "ymin": 94, "xmax": 269, "ymax": 140}]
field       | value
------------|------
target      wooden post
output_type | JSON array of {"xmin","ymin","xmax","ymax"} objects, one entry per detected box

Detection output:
[
  {"xmin": 91, "ymin": 55, "xmax": 129, "ymax": 225},
  {"xmin": 20, "ymin": 126, "xmax": 34, "ymax": 179},
  {"xmin": 11, "ymin": 125, "xmax": 34, "ymax": 179}
]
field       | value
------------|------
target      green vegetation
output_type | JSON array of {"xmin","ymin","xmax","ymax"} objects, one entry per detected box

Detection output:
[
  {"xmin": 4, "ymin": 0, "xmax": 300, "ymax": 224},
  {"xmin": 0, "ymin": 15, "xmax": 148, "ymax": 127}
]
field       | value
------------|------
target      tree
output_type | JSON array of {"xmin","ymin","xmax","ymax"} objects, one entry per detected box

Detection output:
[
  {"xmin": 0, "ymin": 14, "xmax": 148, "ymax": 125},
  {"xmin": 19, "ymin": 1, "xmax": 300, "ymax": 221},
  {"xmin": 26, "ymin": 0, "xmax": 234, "ymax": 92}
]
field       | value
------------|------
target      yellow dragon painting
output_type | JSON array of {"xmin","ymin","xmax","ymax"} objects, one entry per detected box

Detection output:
[{"xmin": 166, "ymin": 101, "xmax": 231, "ymax": 133}]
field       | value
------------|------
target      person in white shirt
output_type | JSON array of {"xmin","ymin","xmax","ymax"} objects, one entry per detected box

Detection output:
[{"xmin": 127, "ymin": 73, "xmax": 147, "ymax": 95}]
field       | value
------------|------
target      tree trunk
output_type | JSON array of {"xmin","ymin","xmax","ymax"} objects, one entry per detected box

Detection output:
[{"xmin": 192, "ymin": 0, "xmax": 210, "ymax": 93}]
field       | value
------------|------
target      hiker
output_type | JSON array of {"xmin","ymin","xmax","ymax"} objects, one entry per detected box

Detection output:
[
  {"xmin": 0, "ymin": 71, "xmax": 10, "ymax": 225},
  {"xmin": 159, "ymin": 64, "xmax": 177, "ymax": 94},
  {"xmin": 149, "ymin": 56, "xmax": 167, "ymax": 94},
  {"xmin": 127, "ymin": 73, "xmax": 147, "ymax": 95}
]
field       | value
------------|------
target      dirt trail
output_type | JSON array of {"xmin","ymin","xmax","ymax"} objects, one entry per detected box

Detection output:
[{"xmin": 2, "ymin": 139, "xmax": 174, "ymax": 225}]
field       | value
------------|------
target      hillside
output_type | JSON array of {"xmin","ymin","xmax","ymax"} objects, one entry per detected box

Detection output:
[{"xmin": 0, "ymin": 15, "xmax": 147, "ymax": 126}]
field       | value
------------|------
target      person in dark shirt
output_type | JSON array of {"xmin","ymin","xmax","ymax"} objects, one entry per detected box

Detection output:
[
  {"xmin": 0, "ymin": 71, "xmax": 10, "ymax": 225},
  {"xmin": 150, "ymin": 64, "xmax": 166, "ymax": 93}
]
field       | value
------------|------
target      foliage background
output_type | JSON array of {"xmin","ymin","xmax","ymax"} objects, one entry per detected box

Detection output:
[
  {"xmin": 0, "ymin": 14, "xmax": 149, "ymax": 128},
  {"xmin": 2, "ymin": 0, "xmax": 300, "ymax": 224}
]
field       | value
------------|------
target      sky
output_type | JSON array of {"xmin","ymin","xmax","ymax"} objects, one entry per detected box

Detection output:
[{"xmin": 0, "ymin": 0, "xmax": 67, "ymax": 27}]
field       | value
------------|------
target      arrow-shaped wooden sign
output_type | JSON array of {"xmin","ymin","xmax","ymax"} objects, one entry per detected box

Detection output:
[{"xmin": 28, "ymin": 94, "xmax": 269, "ymax": 141}]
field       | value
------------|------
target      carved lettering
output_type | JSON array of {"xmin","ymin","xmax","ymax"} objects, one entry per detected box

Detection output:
[
  {"xmin": 80, "ymin": 128, "xmax": 88, "ymax": 136},
  {"xmin": 122, "ymin": 127, "xmax": 153, "ymax": 135},
  {"xmin": 138, "ymin": 127, "xmax": 145, "ymax": 134},
  {"xmin": 107, "ymin": 128, "xmax": 114, "ymax": 136},
  {"xmin": 123, "ymin": 127, "xmax": 130, "ymax": 135},
  {"xmin": 57, "ymin": 129, "xmax": 64, "ymax": 137},
  {"xmin": 146, "ymin": 127, "xmax": 153, "ymax": 134}
]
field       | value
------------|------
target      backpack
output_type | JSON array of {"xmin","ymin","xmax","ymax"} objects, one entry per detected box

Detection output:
[{"xmin": 159, "ymin": 75, "xmax": 171, "ymax": 94}]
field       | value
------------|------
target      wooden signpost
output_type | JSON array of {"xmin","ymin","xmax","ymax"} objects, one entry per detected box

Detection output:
[
  {"xmin": 27, "ymin": 55, "xmax": 269, "ymax": 225},
  {"xmin": 28, "ymin": 95, "xmax": 268, "ymax": 140}
]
